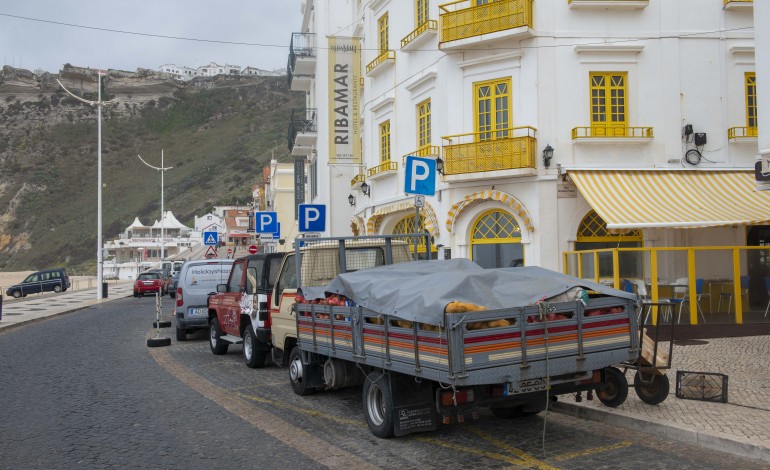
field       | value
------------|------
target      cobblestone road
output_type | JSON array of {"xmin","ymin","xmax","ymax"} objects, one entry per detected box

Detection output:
[{"xmin": 0, "ymin": 298, "xmax": 767, "ymax": 469}]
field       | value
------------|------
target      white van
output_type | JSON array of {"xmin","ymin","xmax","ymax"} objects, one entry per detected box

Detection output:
[{"xmin": 175, "ymin": 258, "xmax": 234, "ymax": 341}]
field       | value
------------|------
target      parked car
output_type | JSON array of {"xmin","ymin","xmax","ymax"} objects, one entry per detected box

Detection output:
[
  {"xmin": 145, "ymin": 268, "xmax": 171, "ymax": 294},
  {"xmin": 5, "ymin": 268, "xmax": 70, "ymax": 298},
  {"xmin": 175, "ymin": 258, "xmax": 234, "ymax": 341},
  {"xmin": 168, "ymin": 271, "xmax": 180, "ymax": 299},
  {"xmin": 133, "ymin": 272, "xmax": 163, "ymax": 298}
]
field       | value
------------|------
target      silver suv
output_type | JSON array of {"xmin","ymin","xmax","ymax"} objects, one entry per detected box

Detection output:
[{"xmin": 175, "ymin": 259, "xmax": 234, "ymax": 341}]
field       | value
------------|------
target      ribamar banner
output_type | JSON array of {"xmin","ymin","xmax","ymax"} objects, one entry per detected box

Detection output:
[{"xmin": 328, "ymin": 37, "xmax": 361, "ymax": 165}]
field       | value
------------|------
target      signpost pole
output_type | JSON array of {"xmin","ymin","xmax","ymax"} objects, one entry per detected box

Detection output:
[{"xmin": 414, "ymin": 199, "xmax": 420, "ymax": 261}]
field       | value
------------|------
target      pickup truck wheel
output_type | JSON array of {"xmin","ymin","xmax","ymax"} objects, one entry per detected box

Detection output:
[
  {"xmin": 11, "ymin": 290, "xmax": 22, "ymax": 299},
  {"xmin": 54, "ymin": 285, "xmax": 62, "ymax": 293},
  {"xmin": 362, "ymin": 371, "xmax": 395, "ymax": 438},
  {"xmin": 176, "ymin": 326, "xmax": 187, "ymax": 341},
  {"xmin": 243, "ymin": 327, "xmax": 267, "ymax": 369},
  {"xmin": 596, "ymin": 367, "xmax": 629, "ymax": 408},
  {"xmin": 209, "ymin": 318, "xmax": 229, "ymax": 355},
  {"xmin": 289, "ymin": 347, "xmax": 314, "ymax": 396},
  {"xmin": 634, "ymin": 371, "xmax": 669, "ymax": 405}
]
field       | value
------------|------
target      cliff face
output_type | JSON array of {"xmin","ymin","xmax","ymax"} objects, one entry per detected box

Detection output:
[{"xmin": 0, "ymin": 65, "xmax": 302, "ymax": 272}]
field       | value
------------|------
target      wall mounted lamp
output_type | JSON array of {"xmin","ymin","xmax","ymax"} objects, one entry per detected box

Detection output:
[
  {"xmin": 361, "ymin": 181, "xmax": 370, "ymax": 197},
  {"xmin": 436, "ymin": 157, "xmax": 445, "ymax": 175},
  {"xmin": 348, "ymin": 194, "xmax": 356, "ymax": 206},
  {"xmin": 542, "ymin": 144, "xmax": 554, "ymax": 168}
]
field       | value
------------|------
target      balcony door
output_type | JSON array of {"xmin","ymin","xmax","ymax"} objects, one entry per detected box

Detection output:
[
  {"xmin": 475, "ymin": 78, "xmax": 511, "ymax": 141},
  {"xmin": 590, "ymin": 72, "xmax": 627, "ymax": 137}
]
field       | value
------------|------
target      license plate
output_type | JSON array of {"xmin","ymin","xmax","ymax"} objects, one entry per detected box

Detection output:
[
  {"xmin": 504, "ymin": 378, "xmax": 547, "ymax": 396},
  {"xmin": 143, "ymin": 282, "xmax": 153, "ymax": 285},
  {"xmin": 188, "ymin": 308, "xmax": 207, "ymax": 316}
]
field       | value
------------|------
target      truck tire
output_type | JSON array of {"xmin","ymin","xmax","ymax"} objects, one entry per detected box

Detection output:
[
  {"xmin": 243, "ymin": 327, "xmax": 267, "ymax": 369},
  {"xmin": 289, "ymin": 347, "xmax": 314, "ymax": 396},
  {"xmin": 176, "ymin": 326, "xmax": 187, "ymax": 341},
  {"xmin": 362, "ymin": 371, "xmax": 395, "ymax": 438},
  {"xmin": 634, "ymin": 371, "xmax": 670, "ymax": 405},
  {"xmin": 11, "ymin": 290, "xmax": 22, "ymax": 299},
  {"xmin": 54, "ymin": 285, "xmax": 62, "ymax": 293},
  {"xmin": 209, "ymin": 318, "xmax": 229, "ymax": 355},
  {"xmin": 596, "ymin": 367, "xmax": 629, "ymax": 408}
]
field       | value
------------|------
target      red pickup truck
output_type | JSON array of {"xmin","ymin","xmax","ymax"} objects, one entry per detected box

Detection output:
[{"xmin": 207, "ymin": 253, "xmax": 285, "ymax": 368}]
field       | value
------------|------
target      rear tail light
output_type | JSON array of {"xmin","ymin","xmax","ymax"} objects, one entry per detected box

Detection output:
[
  {"xmin": 440, "ymin": 389, "xmax": 475, "ymax": 407},
  {"xmin": 176, "ymin": 288, "xmax": 183, "ymax": 307},
  {"xmin": 262, "ymin": 295, "xmax": 272, "ymax": 328}
]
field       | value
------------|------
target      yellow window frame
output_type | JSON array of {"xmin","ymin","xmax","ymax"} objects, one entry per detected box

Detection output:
[
  {"xmin": 590, "ymin": 72, "xmax": 627, "ymax": 128},
  {"xmin": 392, "ymin": 214, "xmax": 436, "ymax": 253},
  {"xmin": 576, "ymin": 210, "xmax": 642, "ymax": 243},
  {"xmin": 416, "ymin": 0, "xmax": 429, "ymax": 26},
  {"xmin": 473, "ymin": 77, "xmax": 512, "ymax": 142},
  {"xmin": 380, "ymin": 120, "xmax": 391, "ymax": 163},
  {"xmin": 417, "ymin": 98, "xmax": 432, "ymax": 149},
  {"xmin": 470, "ymin": 209, "xmax": 523, "ymax": 262},
  {"xmin": 746, "ymin": 72, "xmax": 757, "ymax": 129},
  {"xmin": 378, "ymin": 13, "xmax": 389, "ymax": 53}
]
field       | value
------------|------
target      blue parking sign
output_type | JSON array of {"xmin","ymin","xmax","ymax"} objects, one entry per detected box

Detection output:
[
  {"xmin": 404, "ymin": 156, "xmax": 436, "ymax": 196},
  {"xmin": 254, "ymin": 211, "xmax": 278, "ymax": 233},
  {"xmin": 299, "ymin": 204, "xmax": 326, "ymax": 232}
]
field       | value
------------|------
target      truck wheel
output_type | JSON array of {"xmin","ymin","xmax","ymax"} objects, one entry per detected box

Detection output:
[
  {"xmin": 362, "ymin": 371, "xmax": 395, "ymax": 438},
  {"xmin": 176, "ymin": 326, "xmax": 187, "ymax": 341},
  {"xmin": 12, "ymin": 290, "xmax": 22, "ymax": 299},
  {"xmin": 596, "ymin": 367, "xmax": 629, "ymax": 408},
  {"xmin": 54, "ymin": 285, "xmax": 62, "ymax": 293},
  {"xmin": 243, "ymin": 327, "xmax": 267, "ymax": 369},
  {"xmin": 634, "ymin": 371, "xmax": 670, "ymax": 405},
  {"xmin": 289, "ymin": 347, "xmax": 314, "ymax": 396},
  {"xmin": 209, "ymin": 318, "xmax": 229, "ymax": 355}
]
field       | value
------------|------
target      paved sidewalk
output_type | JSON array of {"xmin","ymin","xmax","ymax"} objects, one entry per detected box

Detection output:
[
  {"xmin": 554, "ymin": 336, "xmax": 770, "ymax": 464},
  {"xmin": 1, "ymin": 288, "xmax": 768, "ymax": 464}
]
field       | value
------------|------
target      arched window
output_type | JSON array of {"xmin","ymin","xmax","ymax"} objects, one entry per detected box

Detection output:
[
  {"xmin": 470, "ymin": 210, "xmax": 523, "ymax": 269},
  {"xmin": 392, "ymin": 214, "xmax": 436, "ymax": 260},
  {"xmin": 576, "ymin": 210, "xmax": 642, "ymax": 278}
]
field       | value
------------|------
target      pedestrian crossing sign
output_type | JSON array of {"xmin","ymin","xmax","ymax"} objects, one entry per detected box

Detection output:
[{"xmin": 203, "ymin": 231, "xmax": 219, "ymax": 246}]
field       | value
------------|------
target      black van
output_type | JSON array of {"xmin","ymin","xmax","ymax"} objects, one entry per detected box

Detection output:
[{"xmin": 5, "ymin": 268, "xmax": 71, "ymax": 298}]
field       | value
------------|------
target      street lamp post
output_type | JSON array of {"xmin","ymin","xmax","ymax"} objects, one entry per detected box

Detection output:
[
  {"xmin": 137, "ymin": 150, "xmax": 173, "ymax": 265},
  {"xmin": 57, "ymin": 71, "xmax": 116, "ymax": 300}
]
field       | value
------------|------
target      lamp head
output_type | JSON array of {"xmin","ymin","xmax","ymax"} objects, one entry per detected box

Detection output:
[
  {"xmin": 542, "ymin": 144, "xmax": 554, "ymax": 168},
  {"xmin": 348, "ymin": 194, "xmax": 355, "ymax": 206},
  {"xmin": 361, "ymin": 181, "xmax": 370, "ymax": 197},
  {"xmin": 436, "ymin": 157, "xmax": 444, "ymax": 175}
]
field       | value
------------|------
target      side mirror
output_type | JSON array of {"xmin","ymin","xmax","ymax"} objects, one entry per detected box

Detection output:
[{"xmin": 216, "ymin": 284, "xmax": 227, "ymax": 293}]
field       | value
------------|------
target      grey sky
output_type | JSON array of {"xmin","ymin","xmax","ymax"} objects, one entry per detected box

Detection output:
[{"xmin": 0, "ymin": 1, "xmax": 304, "ymax": 74}]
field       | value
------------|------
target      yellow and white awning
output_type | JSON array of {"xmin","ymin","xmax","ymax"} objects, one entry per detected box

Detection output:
[{"xmin": 569, "ymin": 170, "xmax": 770, "ymax": 229}]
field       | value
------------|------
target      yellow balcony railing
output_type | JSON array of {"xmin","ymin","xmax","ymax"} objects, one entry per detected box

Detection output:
[
  {"xmin": 351, "ymin": 173, "xmax": 366, "ymax": 187},
  {"xmin": 366, "ymin": 50, "xmax": 396, "ymax": 74},
  {"xmin": 401, "ymin": 20, "xmax": 438, "ymax": 48},
  {"xmin": 402, "ymin": 145, "xmax": 441, "ymax": 165},
  {"xmin": 441, "ymin": 126, "xmax": 536, "ymax": 175},
  {"xmin": 727, "ymin": 127, "xmax": 758, "ymax": 139},
  {"xmin": 439, "ymin": 0, "xmax": 533, "ymax": 43},
  {"xmin": 572, "ymin": 126, "xmax": 654, "ymax": 139},
  {"xmin": 367, "ymin": 160, "xmax": 399, "ymax": 177},
  {"xmin": 724, "ymin": 0, "xmax": 753, "ymax": 5}
]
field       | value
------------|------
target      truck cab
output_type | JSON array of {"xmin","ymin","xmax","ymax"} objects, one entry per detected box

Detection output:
[
  {"xmin": 208, "ymin": 253, "xmax": 285, "ymax": 368},
  {"xmin": 270, "ymin": 237, "xmax": 413, "ymax": 367}
]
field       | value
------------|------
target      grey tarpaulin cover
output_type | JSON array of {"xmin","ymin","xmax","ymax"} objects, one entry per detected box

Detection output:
[{"xmin": 300, "ymin": 258, "xmax": 635, "ymax": 324}]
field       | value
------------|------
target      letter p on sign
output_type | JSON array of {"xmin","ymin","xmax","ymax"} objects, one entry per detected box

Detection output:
[{"xmin": 404, "ymin": 156, "xmax": 436, "ymax": 196}]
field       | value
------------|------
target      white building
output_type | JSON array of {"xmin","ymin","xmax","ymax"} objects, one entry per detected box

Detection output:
[
  {"xmin": 159, "ymin": 64, "xmax": 199, "ymax": 80},
  {"xmin": 290, "ymin": 0, "xmax": 770, "ymax": 324},
  {"xmin": 103, "ymin": 211, "xmax": 197, "ymax": 280},
  {"xmin": 194, "ymin": 212, "xmax": 224, "ymax": 233}
]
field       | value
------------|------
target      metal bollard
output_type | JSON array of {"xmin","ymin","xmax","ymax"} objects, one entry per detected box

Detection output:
[{"xmin": 102, "ymin": 282, "xmax": 108, "ymax": 298}]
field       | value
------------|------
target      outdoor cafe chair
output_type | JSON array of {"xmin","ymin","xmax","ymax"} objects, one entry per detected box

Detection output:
[
  {"xmin": 668, "ymin": 278, "xmax": 708, "ymax": 324},
  {"xmin": 717, "ymin": 275, "xmax": 749, "ymax": 314}
]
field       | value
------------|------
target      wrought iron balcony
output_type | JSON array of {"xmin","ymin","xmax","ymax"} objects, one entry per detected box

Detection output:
[
  {"xmin": 287, "ymin": 32, "xmax": 316, "ymax": 90},
  {"xmin": 571, "ymin": 126, "xmax": 653, "ymax": 140},
  {"xmin": 401, "ymin": 20, "xmax": 438, "ymax": 50},
  {"xmin": 287, "ymin": 108, "xmax": 317, "ymax": 153},
  {"xmin": 401, "ymin": 145, "xmax": 441, "ymax": 165},
  {"xmin": 367, "ymin": 160, "xmax": 399, "ymax": 178},
  {"xmin": 441, "ymin": 127, "xmax": 536, "ymax": 175},
  {"xmin": 366, "ymin": 50, "xmax": 396, "ymax": 76},
  {"xmin": 439, "ymin": 0, "xmax": 533, "ymax": 44},
  {"xmin": 727, "ymin": 127, "xmax": 758, "ymax": 140}
]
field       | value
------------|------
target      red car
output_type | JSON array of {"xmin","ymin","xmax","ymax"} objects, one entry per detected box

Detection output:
[{"xmin": 133, "ymin": 272, "xmax": 163, "ymax": 297}]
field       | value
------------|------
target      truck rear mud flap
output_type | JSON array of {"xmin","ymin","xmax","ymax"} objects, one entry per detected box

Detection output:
[{"xmin": 389, "ymin": 372, "xmax": 437, "ymax": 437}]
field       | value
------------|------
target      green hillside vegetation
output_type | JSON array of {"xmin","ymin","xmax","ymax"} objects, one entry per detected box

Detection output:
[{"xmin": 0, "ymin": 77, "xmax": 303, "ymax": 273}]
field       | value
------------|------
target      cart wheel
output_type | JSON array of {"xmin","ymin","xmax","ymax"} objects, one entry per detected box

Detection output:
[
  {"xmin": 634, "ymin": 371, "xmax": 670, "ymax": 405},
  {"xmin": 596, "ymin": 367, "xmax": 628, "ymax": 407}
]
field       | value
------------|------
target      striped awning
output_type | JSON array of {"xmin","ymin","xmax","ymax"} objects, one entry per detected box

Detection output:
[
  {"xmin": 365, "ymin": 199, "xmax": 440, "ymax": 237},
  {"xmin": 569, "ymin": 170, "xmax": 770, "ymax": 229}
]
